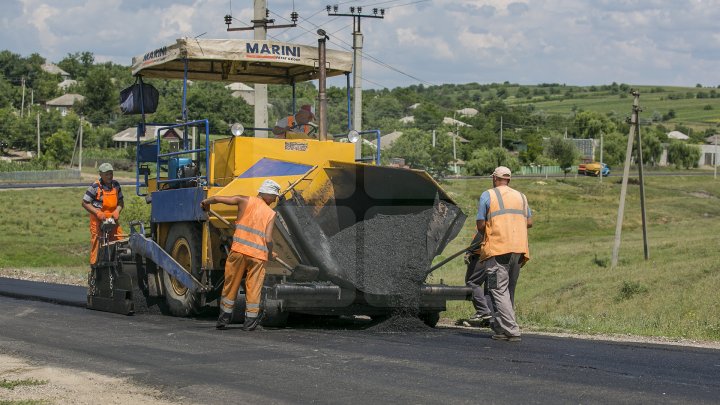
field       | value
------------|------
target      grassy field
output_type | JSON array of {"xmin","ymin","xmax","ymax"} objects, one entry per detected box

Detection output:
[
  {"xmin": 1, "ymin": 175, "xmax": 719, "ymax": 340},
  {"xmin": 429, "ymin": 174, "xmax": 720, "ymax": 340},
  {"xmin": 505, "ymin": 84, "xmax": 720, "ymax": 131}
]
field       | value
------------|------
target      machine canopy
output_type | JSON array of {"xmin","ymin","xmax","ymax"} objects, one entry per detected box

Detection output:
[{"xmin": 131, "ymin": 38, "xmax": 353, "ymax": 84}]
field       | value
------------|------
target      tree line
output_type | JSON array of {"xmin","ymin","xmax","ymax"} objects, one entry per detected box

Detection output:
[{"xmin": 0, "ymin": 50, "xmax": 709, "ymax": 174}]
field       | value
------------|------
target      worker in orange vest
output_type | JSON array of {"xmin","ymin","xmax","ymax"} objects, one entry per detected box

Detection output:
[
  {"xmin": 473, "ymin": 166, "xmax": 532, "ymax": 342},
  {"xmin": 200, "ymin": 179, "xmax": 280, "ymax": 331},
  {"xmin": 81, "ymin": 163, "xmax": 124, "ymax": 267},
  {"xmin": 272, "ymin": 104, "xmax": 317, "ymax": 139}
]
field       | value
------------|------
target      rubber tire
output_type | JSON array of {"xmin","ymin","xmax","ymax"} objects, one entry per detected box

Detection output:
[
  {"xmin": 419, "ymin": 312, "xmax": 440, "ymax": 328},
  {"xmin": 162, "ymin": 223, "xmax": 202, "ymax": 317},
  {"xmin": 261, "ymin": 298, "xmax": 289, "ymax": 327}
]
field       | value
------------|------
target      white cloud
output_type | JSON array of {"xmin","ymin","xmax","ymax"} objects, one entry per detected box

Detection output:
[{"xmin": 0, "ymin": 0, "xmax": 719, "ymax": 88}]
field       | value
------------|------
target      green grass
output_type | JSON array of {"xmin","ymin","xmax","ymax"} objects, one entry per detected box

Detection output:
[
  {"xmin": 0, "ymin": 187, "xmax": 149, "ymax": 271},
  {"xmin": 430, "ymin": 175, "xmax": 720, "ymax": 340},
  {"xmin": 0, "ymin": 378, "xmax": 47, "ymax": 390},
  {"xmin": 506, "ymin": 84, "xmax": 720, "ymax": 130},
  {"xmin": 1, "ymin": 175, "xmax": 719, "ymax": 340}
]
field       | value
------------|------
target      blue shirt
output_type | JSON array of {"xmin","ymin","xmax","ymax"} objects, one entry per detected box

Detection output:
[{"xmin": 476, "ymin": 189, "xmax": 532, "ymax": 221}]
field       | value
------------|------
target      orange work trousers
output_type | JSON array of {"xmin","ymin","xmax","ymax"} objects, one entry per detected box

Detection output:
[
  {"xmin": 89, "ymin": 217, "xmax": 123, "ymax": 265},
  {"xmin": 220, "ymin": 251, "xmax": 266, "ymax": 320}
]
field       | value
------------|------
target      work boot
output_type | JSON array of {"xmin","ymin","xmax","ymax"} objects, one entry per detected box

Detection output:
[
  {"xmin": 216, "ymin": 312, "xmax": 231, "ymax": 330},
  {"xmin": 242, "ymin": 314, "xmax": 261, "ymax": 331},
  {"xmin": 491, "ymin": 333, "xmax": 522, "ymax": 342},
  {"xmin": 467, "ymin": 313, "xmax": 492, "ymax": 327}
]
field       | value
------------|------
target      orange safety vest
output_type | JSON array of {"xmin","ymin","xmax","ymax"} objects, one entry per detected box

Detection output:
[
  {"xmin": 287, "ymin": 115, "xmax": 312, "ymax": 134},
  {"xmin": 90, "ymin": 180, "xmax": 119, "ymax": 224},
  {"xmin": 478, "ymin": 185, "xmax": 530, "ymax": 265},
  {"xmin": 231, "ymin": 196, "xmax": 276, "ymax": 261}
]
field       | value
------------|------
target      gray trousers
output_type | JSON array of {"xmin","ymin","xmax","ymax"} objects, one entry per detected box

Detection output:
[
  {"xmin": 465, "ymin": 255, "xmax": 492, "ymax": 316},
  {"xmin": 486, "ymin": 253, "xmax": 522, "ymax": 337}
]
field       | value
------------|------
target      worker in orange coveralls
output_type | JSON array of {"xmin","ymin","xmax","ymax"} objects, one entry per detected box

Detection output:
[
  {"xmin": 81, "ymin": 163, "xmax": 124, "ymax": 267},
  {"xmin": 201, "ymin": 179, "xmax": 280, "ymax": 331}
]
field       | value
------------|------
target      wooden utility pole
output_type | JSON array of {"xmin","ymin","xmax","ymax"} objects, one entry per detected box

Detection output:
[{"xmin": 327, "ymin": 5, "xmax": 385, "ymax": 158}]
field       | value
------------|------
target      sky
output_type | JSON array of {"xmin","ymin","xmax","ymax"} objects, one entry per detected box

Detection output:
[{"xmin": 2, "ymin": 0, "xmax": 720, "ymax": 89}]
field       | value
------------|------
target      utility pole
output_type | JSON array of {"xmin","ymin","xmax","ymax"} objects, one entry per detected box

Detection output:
[
  {"xmin": 327, "ymin": 5, "xmax": 385, "ymax": 159},
  {"xmin": 715, "ymin": 132, "xmax": 718, "ymax": 180},
  {"xmin": 636, "ymin": 108, "xmax": 649, "ymax": 260},
  {"xmin": 432, "ymin": 130, "xmax": 436, "ymax": 148},
  {"xmin": 224, "ymin": 2, "xmax": 298, "ymax": 138},
  {"xmin": 499, "ymin": 115, "xmax": 503, "ymax": 147},
  {"xmin": 599, "ymin": 132, "xmax": 604, "ymax": 184},
  {"xmin": 79, "ymin": 117, "xmax": 83, "ymax": 172},
  {"xmin": 21, "ymin": 76, "xmax": 26, "ymax": 118},
  {"xmin": 453, "ymin": 126, "xmax": 458, "ymax": 175},
  {"xmin": 317, "ymin": 30, "xmax": 329, "ymax": 141},
  {"xmin": 36, "ymin": 113, "xmax": 40, "ymax": 157},
  {"xmin": 612, "ymin": 90, "xmax": 645, "ymax": 268}
]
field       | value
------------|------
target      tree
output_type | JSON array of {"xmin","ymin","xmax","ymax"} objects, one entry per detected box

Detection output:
[
  {"xmin": 638, "ymin": 131, "xmax": 663, "ymax": 166},
  {"xmin": 465, "ymin": 147, "xmax": 520, "ymax": 176},
  {"xmin": 667, "ymin": 142, "xmax": 701, "ymax": 169},
  {"xmin": 545, "ymin": 136, "xmax": 578, "ymax": 176},
  {"xmin": 44, "ymin": 129, "xmax": 74, "ymax": 163},
  {"xmin": 79, "ymin": 67, "xmax": 115, "ymax": 125},
  {"xmin": 385, "ymin": 128, "xmax": 453, "ymax": 178}
]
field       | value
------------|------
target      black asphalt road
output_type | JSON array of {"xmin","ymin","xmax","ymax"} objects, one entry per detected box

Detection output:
[{"xmin": 0, "ymin": 280, "xmax": 719, "ymax": 404}]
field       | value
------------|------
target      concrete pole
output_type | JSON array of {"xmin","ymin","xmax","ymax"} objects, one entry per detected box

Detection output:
[
  {"xmin": 611, "ymin": 91, "xmax": 640, "ymax": 268},
  {"xmin": 36, "ymin": 113, "xmax": 40, "ymax": 157},
  {"xmin": 715, "ymin": 133, "xmax": 718, "ymax": 180},
  {"xmin": 598, "ymin": 132, "xmax": 603, "ymax": 183},
  {"xmin": 453, "ymin": 129, "xmax": 458, "ymax": 175},
  {"xmin": 318, "ymin": 35, "xmax": 328, "ymax": 141},
  {"xmin": 253, "ymin": 0, "xmax": 268, "ymax": 137},
  {"xmin": 500, "ymin": 115, "xmax": 503, "ymax": 147},
  {"xmin": 21, "ymin": 76, "xmax": 26, "ymax": 118},
  {"xmin": 352, "ymin": 19, "xmax": 363, "ymax": 159},
  {"xmin": 79, "ymin": 118, "xmax": 83, "ymax": 172}
]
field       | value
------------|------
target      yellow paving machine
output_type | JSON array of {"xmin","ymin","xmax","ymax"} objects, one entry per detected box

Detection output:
[{"xmin": 89, "ymin": 37, "xmax": 470, "ymax": 326}]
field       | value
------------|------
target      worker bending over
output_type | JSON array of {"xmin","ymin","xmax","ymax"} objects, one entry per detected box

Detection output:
[
  {"xmin": 272, "ymin": 104, "xmax": 317, "ymax": 139},
  {"xmin": 474, "ymin": 166, "xmax": 532, "ymax": 342},
  {"xmin": 201, "ymin": 179, "xmax": 280, "ymax": 331},
  {"xmin": 81, "ymin": 163, "xmax": 124, "ymax": 266}
]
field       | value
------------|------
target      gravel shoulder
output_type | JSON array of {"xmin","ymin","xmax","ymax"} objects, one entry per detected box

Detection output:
[{"xmin": 0, "ymin": 354, "xmax": 180, "ymax": 405}]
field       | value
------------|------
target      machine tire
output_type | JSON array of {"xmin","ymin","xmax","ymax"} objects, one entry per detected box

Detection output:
[
  {"xmin": 261, "ymin": 298, "xmax": 289, "ymax": 327},
  {"xmin": 419, "ymin": 312, "xmax": 440, "ymax": 328},
  {"xmin": 162, "ymin": 223, "xmax": 202, "ymax": 317}
]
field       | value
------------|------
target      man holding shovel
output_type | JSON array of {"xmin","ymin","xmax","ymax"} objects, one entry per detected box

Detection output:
[
  {"xmin": 473, "ymin": 166, "xmax": 532, "ymax": 342},
  {"xmin": 200, "ymin": 179, "xmax": 281, "ymax": 331}
]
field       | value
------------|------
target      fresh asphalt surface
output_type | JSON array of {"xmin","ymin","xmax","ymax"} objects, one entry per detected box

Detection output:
[{"xmin": 0, "ymin": 278, "xmax": 718, "ymax": 404}]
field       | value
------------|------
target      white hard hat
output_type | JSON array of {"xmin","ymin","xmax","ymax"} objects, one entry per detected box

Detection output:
[{"xmin": 258, "ymin": 179, "xmax": 281, "ymax": 196}]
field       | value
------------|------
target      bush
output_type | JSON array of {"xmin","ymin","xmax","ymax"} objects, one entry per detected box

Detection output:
[{"xmin": 616, "ymin": 281, "xmax": 648, "ymax": 301}]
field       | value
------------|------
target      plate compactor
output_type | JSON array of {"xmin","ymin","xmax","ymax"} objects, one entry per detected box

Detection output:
[{"xmin": 86, "ymin": 219, "xmax": 136, "ymax": 315}]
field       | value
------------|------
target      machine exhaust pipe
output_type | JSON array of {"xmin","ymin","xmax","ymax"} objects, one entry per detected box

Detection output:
[{"xmin": 421, "ymin": 285, "xmax": 472, "ymax": 299}]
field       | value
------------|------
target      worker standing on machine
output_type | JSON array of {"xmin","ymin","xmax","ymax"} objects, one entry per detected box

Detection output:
[
  {"xmin": 81, "ymin": 163, "xmax": 124, "ymax": 267},
  {"xmin": 200, "ymin": 179, "xmax": 281, "ymax": 331},
  {"xmin": 272, "ymin": 104, "xmax": 317, "ymax": 139}
]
